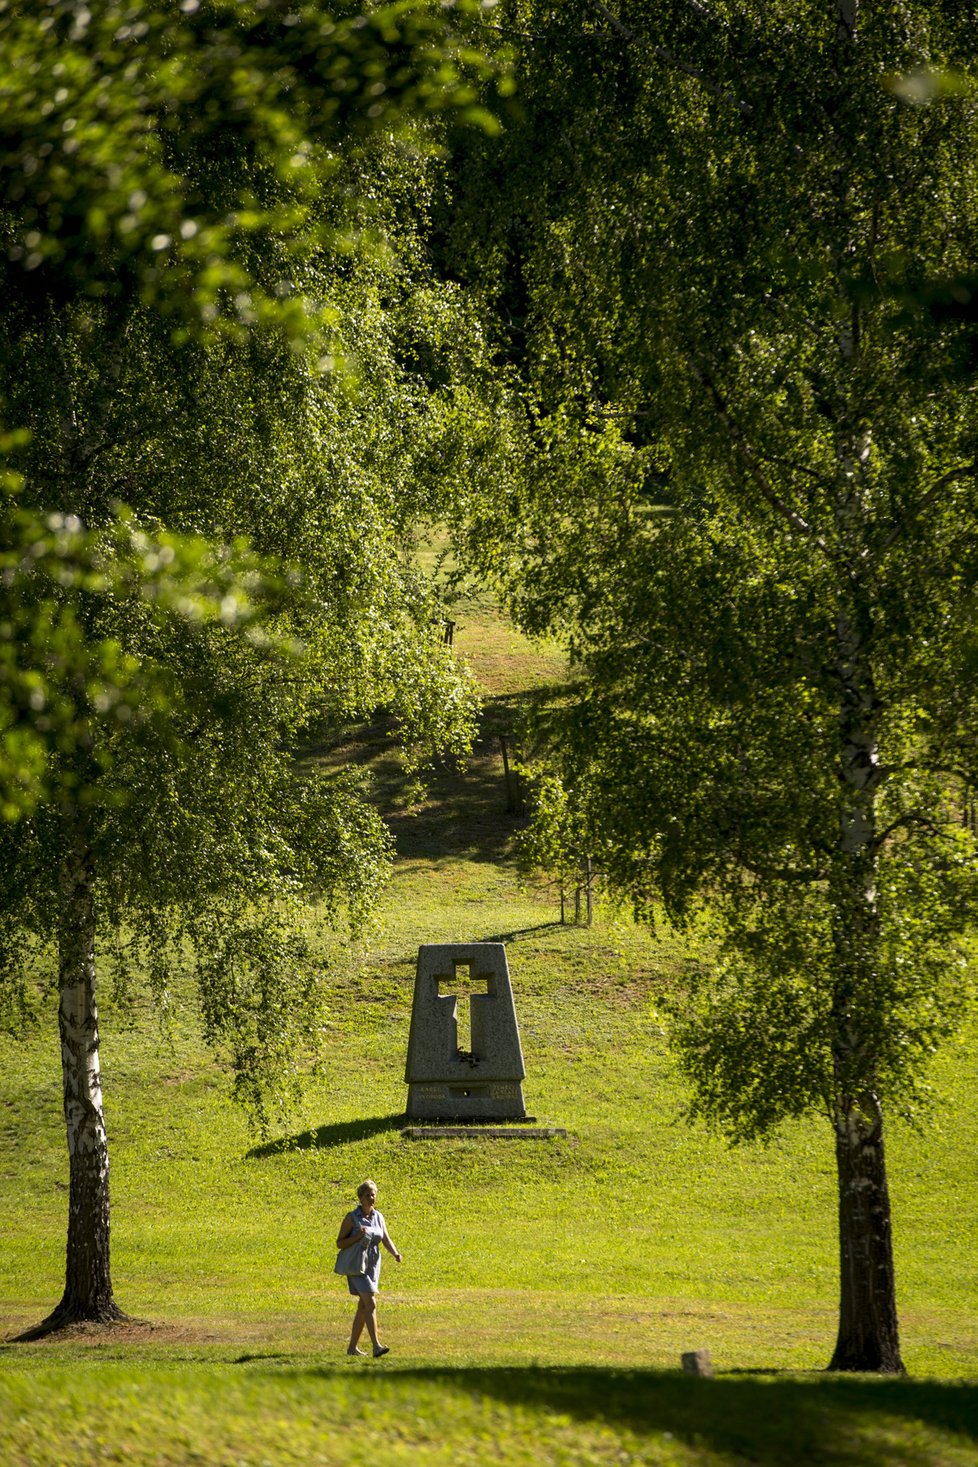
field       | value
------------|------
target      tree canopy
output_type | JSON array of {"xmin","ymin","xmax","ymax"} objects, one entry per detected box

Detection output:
[
  {"xmin": 0, "ymin": 0, "xmax": 507, "ymax": 816},
  {"xmin": 446, "ymin": 0, "xmax": 978, "ymax": 1371},
  {"xmin": 0, "ymin": 0, "xmax": 501, "ymax": 1331},
  {"xmin": 0, "ymin": 0, "xmax": 503, "ymax": 332}
]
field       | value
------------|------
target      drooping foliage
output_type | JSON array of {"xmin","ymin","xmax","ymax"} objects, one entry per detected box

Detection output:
[
  {"xmin": 0, "ymin": 128, "xmax": 490, "ymax": 1115},
  {"xmin": 446, "ymin": 0, "xmax": 978, "ymax": 1369},
  {"xmin": 0, "ymin": 0, "xmax": 504, "ymax": 1330}
]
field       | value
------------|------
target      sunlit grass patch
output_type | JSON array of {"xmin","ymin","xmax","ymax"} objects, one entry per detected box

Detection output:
[{"xmin": 1, "ymin": 576, "xmax": 977, "ymax": 1466}]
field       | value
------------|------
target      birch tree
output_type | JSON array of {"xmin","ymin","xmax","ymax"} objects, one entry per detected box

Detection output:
[
  {"xmin": 0, "ymin": 0, "xmax": 495, "ymax": 1333},
  {"xmin": 2, "ymin": 312, "xmax": 475, "ymax": 1328},
  {"xmin": 450, "ymin": 0, "xmax": 978, "ymax": 1370}
]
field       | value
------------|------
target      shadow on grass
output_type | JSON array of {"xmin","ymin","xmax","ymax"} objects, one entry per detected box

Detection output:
[
  {"xmin": 477, "ymin": 922, "xmax": 565, "ymax": 943},
  {"xmin": 246, "ymin": 1112, "xmax": 403, "ymax": 1159},
  {"xmin": 304, "ymin": 1365, "xmax": 978, "ymax": 1466},
  {"xmin": 299, "ymin": 686, "xmax": 572, "ymax": 869}
]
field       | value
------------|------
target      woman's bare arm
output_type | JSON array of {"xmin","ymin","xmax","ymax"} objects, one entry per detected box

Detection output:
[{"xmin": 336, "ymin": 1212, "xmax": 367, "ymax": 1249}]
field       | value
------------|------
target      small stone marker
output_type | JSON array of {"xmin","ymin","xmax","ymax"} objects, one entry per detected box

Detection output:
[
  {"xmin": 681, "ymin": 1349, "xmax": 714, "ymax": 1378},
  {"xmin": 405, "ymin": 943, "xmax": 526, "ymax": 1120}
]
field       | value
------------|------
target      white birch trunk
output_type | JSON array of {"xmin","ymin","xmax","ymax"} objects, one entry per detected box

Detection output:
[
  {"xmin": 823, "ymin": 0, "xmax": 902, "ymax": 1367},
  {"xmin": 826, "ymin": 475, "xmax": 903, "ymax": 1372},
  {"xmin": 38, "ymin": 816, "xmax": 124, "ymax": 1329}
]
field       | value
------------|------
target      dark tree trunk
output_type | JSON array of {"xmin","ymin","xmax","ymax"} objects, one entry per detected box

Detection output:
[
  {"xmin": 828, "ymin": 1098, "xmax": 904, "ymax": 1372},
  {"xmin": 30, "ymin": 822, "xmax": 125, "ymax": 1333},
  {"xmin": 827, "ymin": 566, "xmax": 903, "ymax": 1373}
]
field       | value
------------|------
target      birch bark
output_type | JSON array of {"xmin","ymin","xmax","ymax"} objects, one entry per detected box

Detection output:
[
  {"xmin": 829, "ymin": 1091, "xmax": 902, "ymax": 1371},
  {"xmin": 20, "ymin": 314, "xmax": 125, "ymax": 1330},
  {"xmin": 37, "ymin": 814, "xmax": 125, "ymax": 1329},
  {"xmin": 826, "ymin": 460, "xmax": 903, "ymax": 1373},
  {"xmin": 820, "ymin": 0, "xmax": 903, "ymax": 1372}
]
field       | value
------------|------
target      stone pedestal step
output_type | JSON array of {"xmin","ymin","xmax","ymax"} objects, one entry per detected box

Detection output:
[{"xmin": 401, "ymin": 1124, "xmax": 566, "ymax": 1140}]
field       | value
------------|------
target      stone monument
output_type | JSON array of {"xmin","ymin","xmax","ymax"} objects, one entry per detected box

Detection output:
[{"xmin": 404, "ymin": 943, "xmax": 526, "ymax": 1120}]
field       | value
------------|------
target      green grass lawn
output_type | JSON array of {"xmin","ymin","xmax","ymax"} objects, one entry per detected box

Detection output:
[{"xmin": 1, "ymin": 591, "xmax": 977, "ymax": 1464}]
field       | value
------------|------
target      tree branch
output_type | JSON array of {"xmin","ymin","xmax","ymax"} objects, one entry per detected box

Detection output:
[
  {"xmin": 758, "ymin": 453, "xmax": 832, "ymax": 487},
  {"xmin": 879, "ymin": 761, "xmax": 976, "ymax": 785},
  {"xmin": 584, "ymin": 0, "xmax": 751, "ymax": 114},
  {"xmin": 690, "ymin": 359, "xmax": 834, "ymax": 556},
  {"xmin": 873, "ymin": 811, "xmax": 943, "ymax": 848},
  {"xmin": 78, "ymin": 303, "xmax": 136, "ymax": 471},
  {"xmin": 738, "ymin": 857, "xmax": 826, "ymax": 884},
  {"xmin": 877, "ymin": 464, "xmax": 978, "ymax": 557},
  {"xmin": 46, "ymin": 297, "xmax": 79, "ymax": 457}
]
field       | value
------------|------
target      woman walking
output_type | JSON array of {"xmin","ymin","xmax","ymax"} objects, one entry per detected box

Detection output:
[{"xmin": 336, "ymin": 1179, "xmax": 401, "ymax": 1357}]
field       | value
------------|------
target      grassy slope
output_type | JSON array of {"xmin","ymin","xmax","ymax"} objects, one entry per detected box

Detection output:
[{"xmin": 1, "ymin": 588, "xmax": 976, "ymax": 1465}]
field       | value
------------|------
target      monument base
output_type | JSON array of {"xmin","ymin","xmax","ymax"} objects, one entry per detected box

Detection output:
[
  {"xmin": 405, "ymin": 1079, "xmax": 526, "ymax": 1121},
  {"xmin": 402, "ymin": 1125, "xmax": 566, "ymax": 1140}
]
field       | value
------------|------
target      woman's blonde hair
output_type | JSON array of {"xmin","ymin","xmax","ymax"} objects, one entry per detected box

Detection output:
[{"xmin": 357, "ymin": 1179, "xmax": 378, "ymax": 1199}]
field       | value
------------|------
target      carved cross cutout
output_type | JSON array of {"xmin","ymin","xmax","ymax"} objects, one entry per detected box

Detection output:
[{"xmin": 438, "ymin": 962, "xmax": 488, "ymax": 1057}]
